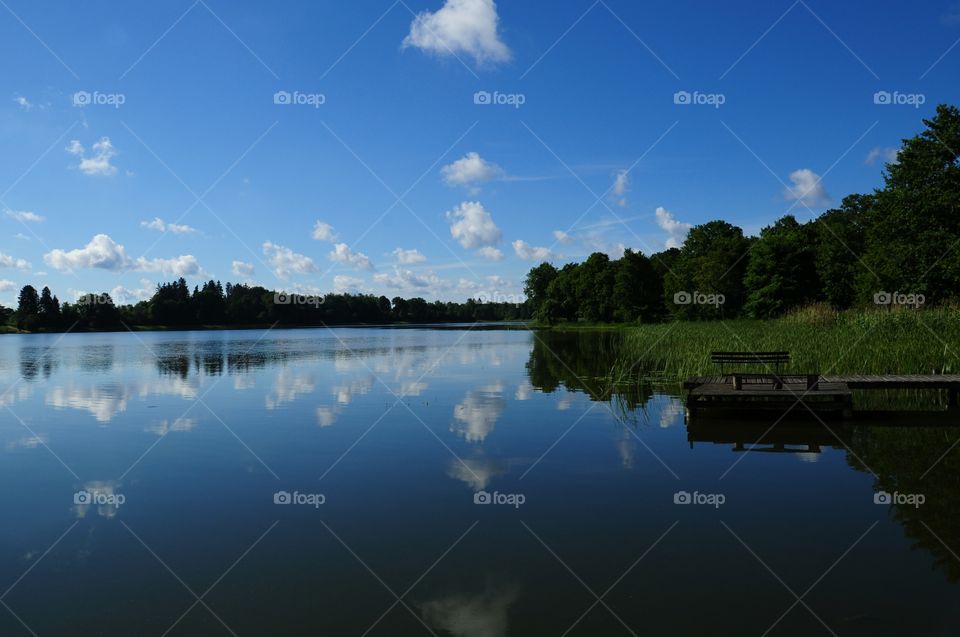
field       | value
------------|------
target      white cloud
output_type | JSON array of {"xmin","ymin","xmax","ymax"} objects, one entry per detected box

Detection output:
[
  {"xmin": 784, "ymin": 168, "xmax": 830, "ymax": 207},
  {"xmin": 110, "ymin": 279, "xmax": 154, "ymax": 304},
  {"xmin": 43, "ymin": 234, "xmax": 206, "ymax": 277},
  {"xmin": 373, "ymin": 267, "xmax": 451, "ymax": 291},
  {"xmin": 66, "ymin": 137, "xmax": 118, "ymax": 176},
  {"xmin": 13, "ymin": 95, "xmax": 31, "ymax": 110},
  {"xmin": 447, "ymin": 201, "xmax": 501, "ymax": 250},
  {"xmin": 334, "ymin": 275, "xmax": 365, "ymax": 293},
  {"xmin": 232, "ymin": 260, "xmax": 255, "ymax": 278},
  {"xmin": 402, "ymin": 0, "xmax": 511, "ymax": 66},
  {"xmin": 0, "ymin": 251, "xmax": 31, "ymax": 270},
  {"xmin": 5, "ymin": 209, "xmax": 44, "ymax": 223},
  {"xmin": 140, "ymin": 217, "xmax": 198, "ymax": 234},
  {"xmin": 512, "ymin": 239, "xmax": 556, "ymax": 261},
  {"xmin": 392, "ymin": 247, "xmax": 427, "ymax": 264},
  {"xmin": 552, "ymin": 230, "xmax": 574, "ymax": 244},
  {"xmin": 611, "ymin": 169, "xmax": 630, "ymax": 206},
  {"xmin": 865, "ymin": 147, "xmax": 899, "ymax": 165},
  {"xmin": 136, "ymin": 254, "xmax": 206, "ymax": 278},
  {"xmin": 0, "ymin": 279, "xmax": 15, "ymax": 292},
  {"xmin": 655, "ymin": 206, "xmax": 692, "ymax": 249},
  {"xmin": 329, "ymin": 243, "xmax": 374, "ymax": 271},
  {"xmin": 476, "ymin": 246, "xmax": 504, "ymax": 261},
  {"xmin": 263, "ymin": 241, "xmax": 319, "ymax": 279},
  {"xmin": 49, "ymin": 234, "xmax": 131, "ymax": 272},
  {"xmin": 312, "ymin": 221, "xmax": 338, "ymax": 242},
  {"xmin": 441, "ymin": 152, "xmax": 504, "ymax": 191}
]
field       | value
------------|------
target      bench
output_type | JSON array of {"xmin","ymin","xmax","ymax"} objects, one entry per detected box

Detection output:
[{"xmin": 710, "ymin": 351, "xmax": 818, "ymax": 390}]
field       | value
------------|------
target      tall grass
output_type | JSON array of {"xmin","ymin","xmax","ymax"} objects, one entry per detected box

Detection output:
[{"xmin": 618, "ymin": 305, "xmax": 960, "ymax": 381}]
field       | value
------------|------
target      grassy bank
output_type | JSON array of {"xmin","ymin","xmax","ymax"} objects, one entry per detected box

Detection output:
[{"xmin": 617, "ymin": 306, "xmax": 960, "ymax": 381}]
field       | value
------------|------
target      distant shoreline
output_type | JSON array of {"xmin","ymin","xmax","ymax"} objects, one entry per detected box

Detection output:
[{"xmin": 0, "ymin": 320, "xmax": 533, "ymax": 335}]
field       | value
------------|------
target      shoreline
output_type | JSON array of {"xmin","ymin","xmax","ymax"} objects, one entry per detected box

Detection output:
[{"xmin": 0, "ymin": 320, "xmax": 534, "ymax": 335}]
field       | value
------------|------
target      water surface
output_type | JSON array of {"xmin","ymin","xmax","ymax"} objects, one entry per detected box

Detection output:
[{"xmin": 1, "ymin": 327, "xmax": 958, "ymax": 635}]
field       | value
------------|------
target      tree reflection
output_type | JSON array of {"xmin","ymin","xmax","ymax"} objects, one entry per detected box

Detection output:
[
  {"xmin": 848, "ymin": 423, "xmax": 960, "ymax": 583},
  {"xmin": 525, "ymin": 331, "xmax": 653, "ymax": 411},
  {"xmin": 19, "ymin": 346, "xmax": 60, "ymax": 380}
]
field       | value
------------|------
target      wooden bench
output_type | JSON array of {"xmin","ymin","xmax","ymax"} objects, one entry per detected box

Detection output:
[{"xmin": 710, "ymin": 351, "xmax": 818, "ymax": 390}]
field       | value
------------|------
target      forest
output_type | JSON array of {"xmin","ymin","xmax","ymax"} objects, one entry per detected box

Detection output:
[
  {"xmin": 525, "ymin": 104, "xmax": 960, "ymax": 324},
  {"xmin": 4, "ymin": 280, "xmax": 529, "ymax": 331}
]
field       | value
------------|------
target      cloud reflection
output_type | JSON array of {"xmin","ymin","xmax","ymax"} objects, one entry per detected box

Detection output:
[
  {"xmin": 265, "ymin": 368, "xmax": 317, "ymax": 409},
  {"xmin": 145, "ymin": 418, "xmax": 196, "ymax": 436},
  {"xmin": 46, "ymin": 385, "xmax": 129, "ymax": 423},
  {"xmin": 447, "ymin": 456, "xmax": 504, "ymax": 491},
  {"xmin": 452, "ymin": 382, "xmax": 505, "ymax": 443},
  {"xmin": 316, "ymin": 405, "xmax": 341, "ymax": 427},
  {"xmin": 421, "ymin": 583, "xmax": 520, "ymax": 637}
]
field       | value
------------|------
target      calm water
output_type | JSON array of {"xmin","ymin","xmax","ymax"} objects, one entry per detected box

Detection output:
[{"xmin": 1, "ymin": 327, "xmax": 958, "ymax": 636}]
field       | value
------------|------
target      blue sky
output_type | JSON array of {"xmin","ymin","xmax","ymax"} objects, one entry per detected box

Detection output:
[{"xmin": 1, "ymin": 0, "xmax": 959, "ymax": 306}]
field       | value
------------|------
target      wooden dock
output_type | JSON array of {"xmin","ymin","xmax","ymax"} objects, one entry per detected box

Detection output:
[{"xmin": 683, "ymin": 374, "xmax": 960, "ymax": 417}]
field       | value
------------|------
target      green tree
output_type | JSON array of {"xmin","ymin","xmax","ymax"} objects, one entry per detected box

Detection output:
[
  {"xmin": 664, "ymin": 221, "xmax": 751, "ymax": 318},
  {"xmin": 861, "ymin": 104, "xmax": 960, "ymax": 303},
  {"xmin": 814, "ymin": 194, "xmax": 872, "ymax": 309},
  {"xmin": 524, "ymin": 262, "xmax": 558, "ymax": 322},
  {"xmin": 16, "ymin": 285, "xmax": 40, "ymax": 329},
  {"xmin": 743, "ymin": 215, "xmax": 821, "ymax": 318},
  {"xmin": 545, "ymin": 263, "xmax": 580, "ymax": 323},
  {"xmin": 39, "ymin": 286, "xmax": 60, "ymax": 320},
  {"xmin": 575, "ymin": 253, "xmax": 615, "ymax": 322},
  {"xmin": 613, "ymin": 249, "xmax": 663, "ymax": 322}
]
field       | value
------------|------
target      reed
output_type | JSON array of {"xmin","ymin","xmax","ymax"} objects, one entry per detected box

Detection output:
[{"xmin": 618, "ymin": 306, "xmax": 960, "ymax": 381}]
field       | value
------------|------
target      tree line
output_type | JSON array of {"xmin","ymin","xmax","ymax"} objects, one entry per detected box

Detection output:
[
  {"xmin": 6, "ymin": 279, "xmax": 530, "ymax": 332},
  {"xmin": 525, "ymin": 104, "xmax": 960, "ymax": 323}
]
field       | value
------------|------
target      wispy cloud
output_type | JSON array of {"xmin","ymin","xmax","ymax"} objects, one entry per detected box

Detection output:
[
  {"xmin": 5, "ymin": 209, "xmax": 44, "ymax": 223},
  {"xmin": 140, "ymin": 217, "xmax": 198, "ymax": 234},
  {"xmin": 66, "ymin": 137, "xmax": 118, "ymax": 176},
  {"xmin": 865, "ymin": 147, "xmax": 898, "ymax": 165},
  {"xmin": 655, "ymin": 206, "xmax": 692, "ymax": 249}
]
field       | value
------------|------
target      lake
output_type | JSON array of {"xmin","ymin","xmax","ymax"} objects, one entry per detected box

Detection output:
[{"xmin": 0, "ymin": 327, "xmax": 958, "ymax": 636}]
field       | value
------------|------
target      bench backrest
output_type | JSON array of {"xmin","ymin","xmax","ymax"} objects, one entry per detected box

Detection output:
[{"xmin": 711, "ymin": 351, "xmax": 789, "ymax": 370}]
